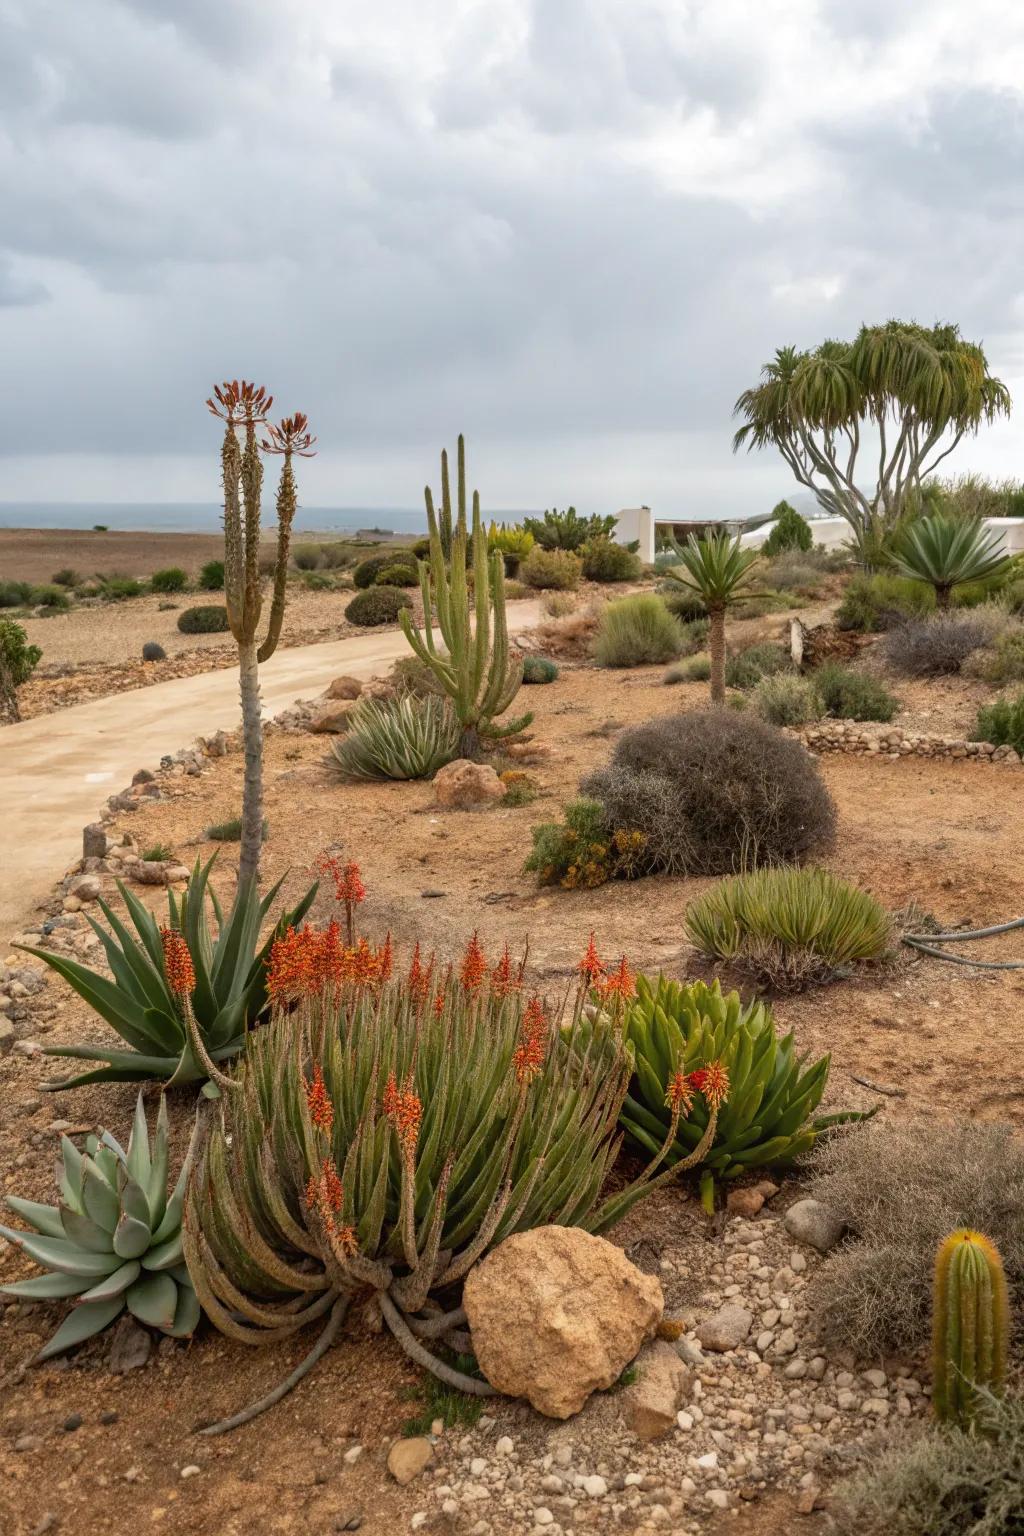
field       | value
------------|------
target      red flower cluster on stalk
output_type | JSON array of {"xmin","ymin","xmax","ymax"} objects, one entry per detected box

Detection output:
[
  {"xmin": 304, "ymin": 1158, "xmax": 353, "ymax": 1246},
  {"xmin": 512, "ymin": 997, "xmax": 548, "ymax": 1084},
  {"xmin": 383, "ymin": 1071, "xmax": 422, "ymax": 1160},
  {"xmin": 160, "ymin": 927, "xmax": 196, "ymax": 997},
  {"xmin": 407, "ymin": 943, "xmax": 435, "ymax": 1004},
  {"xmin": 596, "ymin": 954, "xmax": 635, "ymax": 1003},
  {"xmin": 460, "ymin": 932, "xmax": 488, "ymax": 992},
  {"xmin": 664, "ymin": 1060, "xmax": 731, "ymax": 1115},
  {"xmin": 315, "ymin": 854, "xmax": 367, "ymax": 943},
  {"xmin": 489, "ymin": 944, "xmax": 521, "ymax": 1000},
  {"xmin": 577, "ymin": 933, "xmax": 606, "ymax": 986},
  {"xmin": 266, "ymin": 923, "xmax": 391, "ymax": 1003},
  {"xmin": 305, "ymin": 1064, "xmax": 334, "ymax": 1135}
]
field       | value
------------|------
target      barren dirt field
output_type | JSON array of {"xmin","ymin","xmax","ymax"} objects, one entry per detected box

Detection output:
[{"xmin": 2, "ymin": 644, "xmax": 1022, "ymax": 1536}]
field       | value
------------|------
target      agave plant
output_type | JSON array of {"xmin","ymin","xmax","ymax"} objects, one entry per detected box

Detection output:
[
  {"xmin": 685, "ymin": 866, "xmax": 892, "ymax": 990},
  {"xmin": 619, "ymin": 975, "xmax": 872, "ymax": 1212},
  {"xmin": 0, "ymin": 1095, "xmax": 198, "ymax": 1360},
  {"xmin": 889, "ymin": 514, "xmax": 1009, "ymax": 607},
  {"xmin": 184, "ymin": 933, "xmax": 727, "ymax": 1432},
  {"xmin": 330, "ymin": 694, "xmax": 459, "ymax": 780},
  {"xmin": 663, "ymin": 533, "xmax": 759, "ymax": 703},
  {"xmin": 19, "ymin": 856, "xmax": 316, "ymax": 1089}
]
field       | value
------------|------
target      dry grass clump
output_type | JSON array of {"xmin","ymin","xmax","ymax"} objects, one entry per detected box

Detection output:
[
  {"xmin": 581, "ymin": 710, "xmax": 836, "ymax": 875},
  {"xmin": 542, "ymin": 591, "xmax": 576, "ymax": 618},
  {"xmin": 882, "ymin": 610, "xmax": 1003, "ymax": 676},
  {"xmin": 533, "ymin": 606, "xmax": 601, "ymax": 660},
  {"xmin": 593, "ymin": 594, "xmax": 684, "ymax": 667},
  {"xmin": 833, "ymin": 1396, "xmax": 1024, "ymax": 1536},
  {"xmin": 809, "ymin": 1118, "xmax": 1024, "ymax": 1355},
  {"xmin": 754, "ymin": 672, "xmax": 823, "ymax": 727}
]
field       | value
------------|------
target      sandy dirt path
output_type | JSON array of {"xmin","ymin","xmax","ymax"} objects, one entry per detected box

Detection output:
[{"xmin": 0, "ymin": 600, "xmax": 544, "ymax": 940}]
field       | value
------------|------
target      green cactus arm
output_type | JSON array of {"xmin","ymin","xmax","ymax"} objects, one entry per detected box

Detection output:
[{"xmin": 470, "ymin": 491, "xmax": 491, "ymax": 707}]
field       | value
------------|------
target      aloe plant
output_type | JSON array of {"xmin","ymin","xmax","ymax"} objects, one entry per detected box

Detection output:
[
  {"xmin": 19, "ymin": 856, "xmax": 316, "ymax": 1089},
  {"xmin": 890, "ymin": 514, "xmax": 1009, "ymax": 608},
  {"xmin": 184, "ymin": 934, "xmax": 726, "ymax": 1431},
  {"xmin": 0, "ymin": 1095, "xmax": 198, "ymax": 1359},
  {"xmin": 618, "ymin": 974, "xmax": 872, "ymax": 1211},
  {"xmin": 330, "ymin": 694, "xmax": 459, "ymax": 780}
]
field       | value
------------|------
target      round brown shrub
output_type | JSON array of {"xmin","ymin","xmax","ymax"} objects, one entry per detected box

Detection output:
[{"xmin": 581, "ymin": 709, "xmax": 836, "ymax": 875}]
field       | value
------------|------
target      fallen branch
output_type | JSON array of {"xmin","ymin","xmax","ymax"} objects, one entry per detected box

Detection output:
[{"xmin": 851, "ymin": 1074, "xmax": 906, "ymax": 1099}]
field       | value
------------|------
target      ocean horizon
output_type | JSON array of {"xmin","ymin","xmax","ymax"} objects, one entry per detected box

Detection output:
[{"xmin": 0, "ymin": 501, "xmax": 556, "ymax": 536}]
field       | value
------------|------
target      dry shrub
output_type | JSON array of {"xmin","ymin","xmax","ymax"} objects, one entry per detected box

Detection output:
[
  {"xmin": 809, "ymin": 1117, "xmax": 1024, "ymax": 1355},
  {"xmin": 581, "ymin": 710, "xmax": 836, "ymax": 875},
  {"xmin": 533, "ymin": 607, "xmax": 600, "ymax": 660},
  {"xmin": 542, "ymin": 591, "xmax": 576, "ymax": 618},
  {"xmin": 882, "ymin": 610, "xmax": 1003, "ymax": 676},
  {"xmin": 834, "ymin": 1397, "xmax": 1024, "ymax": 1536}
]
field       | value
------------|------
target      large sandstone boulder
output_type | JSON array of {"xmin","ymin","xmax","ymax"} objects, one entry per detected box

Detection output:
[
  {"xmin": 433, "ymin": 759, "xmax": 506, "ymax": 810},
  {"xmin": 326, "ymin": 675, "xmax": 363, "ymax": 700},
  {"xmin": 308, "ymin": 701, "xmax": 356, "ymax": 734},
  {"xmin": 463, "ymin": 1226, "xmax": 663, "ymax": 1418}
]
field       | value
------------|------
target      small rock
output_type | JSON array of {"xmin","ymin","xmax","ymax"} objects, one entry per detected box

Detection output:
[
  {"xmin": 533, "ymin": 1512, "xmax": 554, "ymax": 1528},
  {"xmin": 695, "ymin": 1452, "xmax": 718, "ymax": 1470},
  {"xmin": 82, "ymin": 823, "xmax": 107, "ymax": 859},
  {"xmin": 326, "ymin": 675, "xmax": 364, "ymax": 700},
  {"xmin": 106, "ymin": 1316, "xmax": 151, "ymax": 1374},
  {"xmin": 15, "ymin": 1435, "xmax": 43, "ymax": 1453},
  {"xmin": 495, "ymin": 1436, "xmax": 514, "ymax": 1455},
  {"xmin": 726, "ymin": 1188, "xmax": 765, "ymax": 1219},
  {"xmin": 863, "ymin": 1368, "xmax": 887, "ymax": 1390},
  {"xmin": 0, "ymin": 1019, "xmax": 15, "ymax": 1056},
  {"xmin": 783, "ymin": 1198, "xmax": 845, "ymax": 1253},
  {"xmin": 581, "ymin": 1475, "xmax": 607, "ymax": 1498},
  {"xmin": 387, "ymin": 1438, "xmax": 433, "ymax": 1485},
  {"xmin": 622, "ymin": 1340, "xmax": 690, "ymax": 1441},
  {"xmin": 68, "ymin": 875, "xmax": 101, "ymax": 902},
  {"xmin": 180, "ymin": 1465, "xmax": 200, "ymax": 1480},
  {"xmin": 308, "ymin": 702, "xmax": 356, "ymax": 735},
  {"xmin": 706, "ymin": 1490, "xmax": 729, "ymax": 1510},
  {"xmin": 697, "ymin": 1304, "xmax": 753, "ymax": 1353},
  {"xmin": 62, "ymin": 1414, "xmax": 83, "ymax": 1432},
  {"xmin": 100, "ymin": 1412, "xmax": 119, "ymax": 1426},
  {"xmin": 343, "ymin": 1445, "xmax": 364, "ymax": 1465},
  {"xmin": 797, "ymin": 1484, "xmax": 821, "ymax": 1514}
]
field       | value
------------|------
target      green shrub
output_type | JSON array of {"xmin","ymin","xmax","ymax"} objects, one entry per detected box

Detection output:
[
  {"xmin": 301, "ymin": 570, "xmax": 335, "ymax": 591},
  {"xmin": 206, "ymin": 816, "xmax": 268, "ymax": 842},
  {"xmin": 198, "ymin": 559, "xmax": 225, "ymax": 590},
  {"xmin": 319, "ymin": 543, "xmax": 353, "ymax": 570},
  {"xmin": 51, "ymin": 568, "xmax": 80, "ymax": 587},
  {"xmin": 375, "ymin": 561, "xmax": 419, "ymax": 587},
  {"xmin": 32, "ymin": 584, "xmax": 71, "ymax": 610},
  {"xmin": 522, "ymin": 655, "xmax": 559, "ymax": 684},
  {"xmin": 663, "ymin": 654, "xmax": 711, "ymax": 684},
  {"xmin": 389, "ymin": 653, "xmax": 445, "ymax": 698},
  {"xmin": 619, "ymin": 975, "xmax": 866, "ymax": 1201},
  {"xmin": 833, "ymin": 1398, "xmax": 1024, "ymax": 1536},
  {"xmin": 0, "ymin": 581, "xmax": 33, "ymax": 608},
  {"xmin": 724, "ymin": 642, "xmax": 790, "ymax": 689},
  {"xmin": 809, "ymin": 1117, "xmax": 1024, "ymax": 1357},
  {"xmin": 814, "ymin": 664, "xmax": 899, "ymax": 721},
  {"xmin": 754, "ymin": 672, "xmax": 822, "ymax": 727},
  {"xmin": 580, "ymin": 535, "xmax": 642, "ymax": 582},
  {"xmin": 292, "ymin": 543, "xmax": 323, "ymax": 571},
  {"xmin": 141, "ymin": 641, "xmax": 166, "ymax": 662},
  {"xmin": 353, "ymin": 554, "xmax": 394, "ymax": 589},
  {"xmin": 141, "ymin": 843, "xmax": 172, "ymax": 863},
  {"xmin": 487, "ymin": 523, "xmax": 535, "ymax": 576},
  {"xmin": 678, "ymin": 617, "xmax": 709, "ymax": 654},
  {"xmin": 177, "ymin": 604, "xmax": 230, "ymax": 634},
  {"xmin": 686, "ymin": 866, "xmax": 891, "ymax": 990},
  {"xmin": 581, "ymin": 710, "xmax": 836, "ymax": 875},
  {"xmin": 523, "ymin": 507, "xmax": 617, "ymax": 551},
  {"xmin": 761, "ymin": 499, "xmax": 812, "ymax": 556},
  {"xmin": 520, "ymin": 547, "xmax": 582, "ymax": 591},
  {"xmin": 882, "ymin": 611, "xmax": 1001, "ymax": 676},
  {"xmin": 660, "ymin": 584, "xmax": 706, "ymax": 620},
  {"xmin": 974, "ymin": 690, "xmax": 1024, "ymax": 755},
  {"xmin": 331, "ymin": 694, "xmax": 459, "ymax": 780},
  {"xmin": 524, "ymin": 797, "xmax": 645, "ymax": 887},
  {"xmin": 344, "ymin": 586, "xmax": 411, "ymax": 627},
  {"xmin": 837, "ymin": 572, "xmax": 934, "ymax": 631},
  {"xmin": 99, "ymin": 574, "xmax": 144, "ymax": 601},
  {"xmin": 150, "ymin": 567, "xmax": 188, "ymax": 593},
  {"xmin": 760, "ymin": 552, "xmax": 826, "ymax": 593},
  {"xmin": 593, "ymin": 595, "xmax": 684, "ymax": 667},
  {"xmin": 975, "ymin": 626, "xmax": 1024, "ymax": 684},
  {"xmin": 505, "ymin": 579, "xmax": 530, "ymax": 601},
  {"xmin": 0, "ymin": 618, "xmax": 42, "ymax": 703}
]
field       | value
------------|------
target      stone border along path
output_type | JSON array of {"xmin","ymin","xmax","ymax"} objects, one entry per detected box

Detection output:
[
  {"xmin": 797, "ymin": 720, "xmax": 1022, "ymax": 763},
  {"xmin": 0, "ymin": 600, "xmax": 545, "ymax": 941}
]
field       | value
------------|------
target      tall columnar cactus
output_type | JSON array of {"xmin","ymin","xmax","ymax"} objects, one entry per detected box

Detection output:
[
  {"xmin": 400, "ymin": 435, "xmax": 531, "ymax": 759},
  {"xmin": 207, "ymin": 384, "xmax": 316, "ymax": 884},
  {"xmin": 932, "ymin": 1229, "xmax": 1009, "ymax": 1427}
]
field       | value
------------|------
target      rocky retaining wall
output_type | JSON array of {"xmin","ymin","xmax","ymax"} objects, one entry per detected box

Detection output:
[{"xmin": 798, "ymin": 720, "xmax": 1021, "ymax": 764}]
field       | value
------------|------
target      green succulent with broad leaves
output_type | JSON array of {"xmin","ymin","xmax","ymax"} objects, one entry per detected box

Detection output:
[
  {"xmin": 619, "ymin": 974, "xmax": 873, "ymax": 1210},
  {"xmin": 663, "ymin": 533, "xmax": 759, "ymax": 703},
  {"xmin": 17, "ymin": 856, "xmax": 316, "ymax": 1089},
  {"xmin": 890, "ymin": 514, "xmax": 1010, "ymax": 608},
  {"xmin": 0, "ymin": 1095, "xmax": 199, "ymax": 1360}
]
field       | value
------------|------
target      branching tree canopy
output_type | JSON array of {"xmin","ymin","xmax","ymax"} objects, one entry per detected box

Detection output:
[{"xmin": 733, "ymin": 321, "xmax": 1011, "ymax": 555}]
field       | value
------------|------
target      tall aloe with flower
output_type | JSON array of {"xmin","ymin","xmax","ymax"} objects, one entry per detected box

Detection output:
[
  {"xmin": 183, "ymin": 929, "xmax": 730, "ymax": 1433},
  {"xmin": 663, "ymin": 532, "xmax": 759, "ymax": 703}
]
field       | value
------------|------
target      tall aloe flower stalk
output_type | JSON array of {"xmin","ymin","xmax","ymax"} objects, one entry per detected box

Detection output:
[
  {"xmin": 183, "ymin": 933, "xmax": 722, "ymax": 1433},
  {"xmin": 206, "ymin": 385, "xmax": 316, "ymax": 884}
]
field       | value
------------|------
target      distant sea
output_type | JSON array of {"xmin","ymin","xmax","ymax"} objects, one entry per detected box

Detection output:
[{"xmin": 0, "ymin": 503, "xmax": 542, "ymax": 536}]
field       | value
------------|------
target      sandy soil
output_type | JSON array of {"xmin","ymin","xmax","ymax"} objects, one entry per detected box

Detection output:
[{"xmin": 2, "ymin": 652, "xmax": 1023, "ymax": 1536}]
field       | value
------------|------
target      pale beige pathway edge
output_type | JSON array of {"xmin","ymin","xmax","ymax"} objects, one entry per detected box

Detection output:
[{"xmin": 0, "ymin": 600, "xmax": 545, "ymax": 941}]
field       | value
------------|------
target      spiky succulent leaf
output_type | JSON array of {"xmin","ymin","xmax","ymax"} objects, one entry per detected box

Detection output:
[
  {"xmin": 17, "ymin": 855, "xmax": 317, "ymax": 1087},
  {"xmin": 0, "ymin": 1093, "xmax": 199, "ymax": 1359}
]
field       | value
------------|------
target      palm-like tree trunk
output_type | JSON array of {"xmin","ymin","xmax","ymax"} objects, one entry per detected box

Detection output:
[
  {"xmin": 708, "ymin": 605, "xmax": 726, "ymax": 704},
  {"xmin": 237, "ymin": 637, "xmax": 264, "ymax": 887},
  {"xmin": 935, "ymin": 584, "xmax": 952, "ymax": 609}
]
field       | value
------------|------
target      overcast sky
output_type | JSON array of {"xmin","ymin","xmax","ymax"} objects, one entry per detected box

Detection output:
[{"xmin": 1, "ymin": 0, "xmax": 1023, "ymax": 518}]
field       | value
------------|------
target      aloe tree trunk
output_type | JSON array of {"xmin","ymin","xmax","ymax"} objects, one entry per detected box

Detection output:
[
  {"xmin": 708, "ymin": 604, "xmax": 726, "ymax": 704},
  {"xmin": 237, "ymin": 638, "xmax": 264, "ymax": 888},
  {"xmin": 935, "ymin": 584, "xmax": 952, "ymax": 609}
]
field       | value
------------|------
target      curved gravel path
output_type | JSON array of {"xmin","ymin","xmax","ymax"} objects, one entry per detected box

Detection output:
[{"xmin": 0, "ymin": 601, "xmax": 544, "ymax": 940}]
